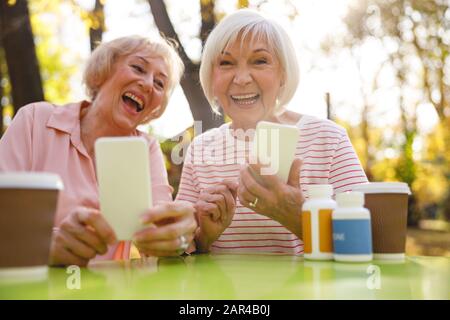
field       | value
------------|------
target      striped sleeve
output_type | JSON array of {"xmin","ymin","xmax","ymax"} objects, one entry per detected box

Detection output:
[
  {"xmin": 329, "ymin": 131, "xmax": 368, "ymax": 193},
  {"xmin": 175, "ymin": 143, "xmax": 200, "ymax": 204}
]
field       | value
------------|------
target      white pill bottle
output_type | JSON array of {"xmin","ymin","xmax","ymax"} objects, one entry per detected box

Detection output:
[
  {"xmin": 302, "ymin": 184, "xmax": 336, "ymax": 260},
  {"xmin": 332, "ymin": 192, "xmax": 373, "ymax": 262}
]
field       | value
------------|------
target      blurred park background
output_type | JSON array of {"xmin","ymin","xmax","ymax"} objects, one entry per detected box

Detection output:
[{"xmin": 0, "ymin": 0, "xmax": 449, "ymax": 256}]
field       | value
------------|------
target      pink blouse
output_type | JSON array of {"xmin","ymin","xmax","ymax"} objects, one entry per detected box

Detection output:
[{"xmin": 0, "ymin": 101, "xmax": 173, "ymax": 260}]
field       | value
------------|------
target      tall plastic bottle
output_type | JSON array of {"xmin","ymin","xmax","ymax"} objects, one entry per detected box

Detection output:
[
  {"xmin": 332, "ymin": 191, "xmax": 373, "ymax": 262},
  {"xmin": 302, "ymin": 184, "xmax": 336, "ymax": 260}
]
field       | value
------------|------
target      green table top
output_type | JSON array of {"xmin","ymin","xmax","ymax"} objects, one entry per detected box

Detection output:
[{"xmin": 0, "ymin": 254, "xmax": 449, "ymax": 300}]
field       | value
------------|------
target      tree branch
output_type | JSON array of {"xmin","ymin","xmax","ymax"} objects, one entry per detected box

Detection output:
[
  {"xmin": 148, "ymin": 0, "xmax": 195, "ymax": 72},
  {"xmin": 147, "ymin": 0, "xmax": 223, "ymax": 131},
  {"xmin": 200, "ymin": 0, "xmax": 215, "ymax": 47},
  {"xmin": 0, "ymin": 0, "xmax": 44, "ymax": 113},
  {"xmin": 89, "ymin": 0, "xmax": 104, "ymax": 51}
]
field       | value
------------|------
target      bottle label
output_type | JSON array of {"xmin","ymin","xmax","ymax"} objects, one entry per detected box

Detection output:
[
  {"xmin": 302, "ymin": 211, "xmax": 312, "ymax": 254},
  {"xmin": 319, "ymin": 209, "xmax": 333, "ymax": 253},
  {"xmin": 301, "ymin": 209, "xmax": 333, "ymax": 254},
  {"xmin": 332, "ymin": 219, "xmax": 372, "ymax": 254}
]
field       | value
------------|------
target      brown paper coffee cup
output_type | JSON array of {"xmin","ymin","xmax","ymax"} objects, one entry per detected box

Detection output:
[
  {"xmin": 0, "ymin": 172, "xmax": 63, "ymax": 279},
  {"xmin": 352, "ymin": 182, "xmax": 411, "ymax": 260}
]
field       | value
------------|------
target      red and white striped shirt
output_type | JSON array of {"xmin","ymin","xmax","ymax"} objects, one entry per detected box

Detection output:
[{"xmin": 176, "ymin": 115, "xmax": 368, "ymax": 255}]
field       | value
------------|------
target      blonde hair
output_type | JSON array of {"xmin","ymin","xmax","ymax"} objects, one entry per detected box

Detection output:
[
  {"xmin": 200, "ymin": 9, "xmax": 299, "ymax": 114},
  {"xmin": 83, "ymin": 35, "xmax": 184, "ymax": 120}
]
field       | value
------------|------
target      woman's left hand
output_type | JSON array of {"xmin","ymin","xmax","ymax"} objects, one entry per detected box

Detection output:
[
  {"xmin": 237, "ymin": 158, "xmax": 305, "ymax": 238},
  {"xmin": 133, "ymin": 201, "xmax": 197, "ymax": 257}
]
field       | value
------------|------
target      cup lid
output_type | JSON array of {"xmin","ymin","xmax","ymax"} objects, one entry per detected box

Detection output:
[
  {"xmin": 0, "ymin": 172, "xmax": 64, "ymax": 190},
  {"xmin": 351, "ymin": 182, "xmax": 411, "ymax": 195}
]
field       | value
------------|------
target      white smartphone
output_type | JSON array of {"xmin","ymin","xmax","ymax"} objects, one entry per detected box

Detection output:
[
  {"xmin": 95, "ymin": 137, "xmax": 152, "ymax": 240},
  {"xmin": 250, "ymin": 121, "xmax": 300, "ymax": 183}
]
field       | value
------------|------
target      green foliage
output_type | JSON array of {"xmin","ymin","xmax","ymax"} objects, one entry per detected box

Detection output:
[
  {"xmin": 28, "ymin": 0, "xmax": 82, "ymax": 104},
  {"xmin": 421, "ymin": 121, "xmax": 450, "ymax": 219},
  {"xmin": 0, "ymin": 48, "xmax": 13, "ymax": 133},
  {"xmin": 395, "ymin": 130, "xmax": 417, "ymax": 186},
  {"xmin": 332, "ymin": 0, "xmax": 450, "ymax": 222}
]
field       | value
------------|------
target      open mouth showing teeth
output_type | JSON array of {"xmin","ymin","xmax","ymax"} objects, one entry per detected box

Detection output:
[
  {"xmin": 122, "ymin": 92, "xmax": 144, "ymax": 112},
  {"xmin": 231, "ymin": 93, "xmax": 259, "ymax": 105}
]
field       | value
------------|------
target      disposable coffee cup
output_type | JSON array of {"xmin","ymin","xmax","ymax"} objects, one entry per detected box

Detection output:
[
  {"xmin": 0, "ymin": 172, "xmax": 63, "ymax": 281},
  {"xmin": 352, "ymin": 182, "xmax": 411, "ymax": 260}
]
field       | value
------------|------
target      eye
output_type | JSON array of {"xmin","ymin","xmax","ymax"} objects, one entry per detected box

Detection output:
[
  {"xmin": 254, "ymin": 58, "xmax": 268, "ymax": 65},
  {"xmin": 219, "ymin": 59, "xmax": 233, "ymax": 66},
  {"xmin": 131, "ymin": 64, "xmax": 145, "ymax": 73},
  {"xmin": 154, "ymin": 79, "xmax": 165, "ymax": 90}
]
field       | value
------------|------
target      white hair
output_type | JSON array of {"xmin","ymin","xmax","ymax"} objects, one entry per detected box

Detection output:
[
  {"xmin": 83, "ymin": 35, "xmax": 184, "ymax": 121},
  {"xmin": 199, "ymin": 9, "xmax": 299, "ymax": 114}
]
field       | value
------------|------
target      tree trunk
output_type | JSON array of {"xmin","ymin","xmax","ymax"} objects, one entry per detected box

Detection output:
[
  {"xmin": 0, "ymin": 0, "xmax": 44, "ymax": 114},
  {"xmin": 0, "ymin": 76, "xmax": 3, "ymax": 136},
  {"xmin": 360, "ymin": 106, "xmax": 373, "ymax": 181},
  {"xmin": 89, "ymin": 0, "xmax": 104, "ymax": 52},
  {"xmin": 200, "ymin": 0, "xmax": 215, "ymax": 47},
  {"xmin": 148, "ymin": 0, "xmax": 223, "ymax": 133},
  {"xmin": 0, "ymin": 38, "xmax": 4, "ymax": 137}
]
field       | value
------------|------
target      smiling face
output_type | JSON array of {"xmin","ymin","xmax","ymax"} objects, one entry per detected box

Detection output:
[
  {"xmin": 212, "ymin": 35, "xmax": 284, "ymax": 130},
  {"xmin": 93, "ymin": 49, "xmax": 169, "ymax": 133}
]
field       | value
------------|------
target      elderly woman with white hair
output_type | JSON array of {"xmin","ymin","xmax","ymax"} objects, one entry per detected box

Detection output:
[
  {"xmin": 176, "ymin": 10, "xmax": 368, "ymax": 255},
  {"xmin": 0, "ymin": 36, "xmax": 197, "ymax": 265}
]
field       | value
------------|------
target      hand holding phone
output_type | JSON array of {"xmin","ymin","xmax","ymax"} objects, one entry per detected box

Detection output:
[
  {"xmin": 95, "ymin": 137, "xmax": 152, "ymax": 240},
  {"xmin": 250, "ymin": 121, "xmax": 300, "ymax": 183}
]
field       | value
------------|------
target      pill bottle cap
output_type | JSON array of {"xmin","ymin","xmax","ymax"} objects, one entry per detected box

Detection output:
[
  {"xmin": 336, "ymin": 191, "xmax": 365, "ymax": 207},
  {"xmin": 307, "ymin": 184, "xmax": 333, "ymax": 199}
]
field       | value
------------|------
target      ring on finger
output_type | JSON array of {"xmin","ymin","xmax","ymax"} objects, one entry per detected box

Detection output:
[
  {"xmin": 179, "ymin": 235, "xmax": 189, "ymax": 251},
  {"xmin": 249, "ymin": 197, "xmax": 258, "ymax": 208}
]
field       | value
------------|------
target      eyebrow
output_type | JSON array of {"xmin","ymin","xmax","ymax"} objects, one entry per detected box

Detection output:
[
  {"xmin": 221, "ymin": 48, "xmax": 272, "ymax": 56},
  {"xmin": 135, "ymin": 56, "xmax": 168, "ymax": 79}
]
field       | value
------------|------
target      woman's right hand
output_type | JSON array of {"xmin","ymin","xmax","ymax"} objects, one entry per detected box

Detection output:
[
  {"xmin": 194, "ymin": 180, "xmax": 238, "ymax": 252},
  {"xmin": 49, "ymin": 206, "xmax": 117, "ymax": 267}
]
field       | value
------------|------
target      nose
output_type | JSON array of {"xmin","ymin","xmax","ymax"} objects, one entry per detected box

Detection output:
[
  {"xmin": 233, "ymin": 65, "xmax": 252, "ymax": 86},
  {"xmin": 139, "ymin": 74, "xmax": 154, "ymax": 93}
]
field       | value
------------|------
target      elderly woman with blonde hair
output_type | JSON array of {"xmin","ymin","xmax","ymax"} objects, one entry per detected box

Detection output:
[
  {"xmin": 176, "ymin": 10, "xmax": 368, "ymax": 255},
  {"xmin": 0, "ymin": 35, "xmax": 197, "ymax": 266}
]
